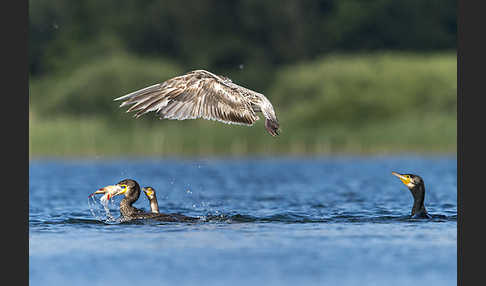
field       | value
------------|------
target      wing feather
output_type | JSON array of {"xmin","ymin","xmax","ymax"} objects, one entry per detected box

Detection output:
[{"xmin": 115, "ymin": 70, "xmax": 260, "ymax": 126}]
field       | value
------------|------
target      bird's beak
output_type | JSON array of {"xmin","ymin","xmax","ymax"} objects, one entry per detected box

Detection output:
[
  {"xmin": 392, "ymin": 171, "xmax": 410, "ymax": 186},
  {"xmin": 88, "ymin": 184, "xmax": 126, "ymax": 199},
  {"xmin": 89, "ymin": 188, "xmax": 107, "ymax": 198},
  {"xmin": 142, "ymin": 188, "xmax": 154, "ymax": 198}
]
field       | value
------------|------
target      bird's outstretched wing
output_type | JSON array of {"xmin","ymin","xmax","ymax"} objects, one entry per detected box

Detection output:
[{"xmin": 114, "ymin": 70, "xmax": 260, "ymax": 126}]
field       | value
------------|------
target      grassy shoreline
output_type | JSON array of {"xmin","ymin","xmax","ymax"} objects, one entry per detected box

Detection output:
[{"xmin": 29, "ymin": 114, "xmax": 456, "ymax": 158}]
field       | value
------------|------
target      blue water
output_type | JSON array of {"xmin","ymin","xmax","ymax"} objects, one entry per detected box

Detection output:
[{"xmin": 29, "ymin": 156, "xmax": 457, "ymax": 286}]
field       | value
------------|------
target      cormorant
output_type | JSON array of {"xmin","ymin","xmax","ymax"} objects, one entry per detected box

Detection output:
[
  {"xmin": 142, "ymin": 186, "xmax": 159, "ymax": 214},
  {"xmin": 392, "ymin": 171, "xmax": 432, "ymax": 219},
  {"xmin": 92, "ymin": 179, "xmax": 199, "ymax": 222},
  {"xmin": 114, "ymin": 69, "xmax": 280, "ymax": 136}
]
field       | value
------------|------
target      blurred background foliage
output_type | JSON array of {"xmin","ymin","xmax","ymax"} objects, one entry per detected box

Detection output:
[{"xmin": 29, "ymin": 0, "xmax": 457, "ymax": 157}]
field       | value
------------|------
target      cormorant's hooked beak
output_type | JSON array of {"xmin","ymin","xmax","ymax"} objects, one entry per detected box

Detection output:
[
  {"xmin": 88, "ymin": 184, "xmax": 126, "ymax": 200},
  {"xmin": 392, "ymin": 171, "xmax": 411, "ymax": 186}
]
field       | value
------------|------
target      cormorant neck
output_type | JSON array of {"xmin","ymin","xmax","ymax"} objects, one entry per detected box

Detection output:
[
  {"xmin": 121, "ymin": 197, "xmax": 135, "ymax": 207},
  {"xmin": 119, "ymin": 190, "xmax": 140, "ymax": 217},
  {"xmin": 410, "ymin": 183, "xmax": 428, "ymax": 217},
  {"xmin": 150, "ymin": 196, "xmax": 160, "ymax": 213}
]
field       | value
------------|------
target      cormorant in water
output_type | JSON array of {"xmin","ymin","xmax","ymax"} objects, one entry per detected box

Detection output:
[
  {"xmin": 93, "ymin": 179, "xmax": 199, "ymax": 222},
  {"xmin": 392, "ymin": 172, "xmax": 431, "ymax": 219},
  {"xmin": 142, "ymin": 186, "xmax": 159, "ymax": 214}
]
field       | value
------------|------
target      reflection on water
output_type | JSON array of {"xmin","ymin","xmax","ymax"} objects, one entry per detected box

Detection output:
[{"xmin": 29, "ymin": 156, "xmax": 457, "ymax": 286}]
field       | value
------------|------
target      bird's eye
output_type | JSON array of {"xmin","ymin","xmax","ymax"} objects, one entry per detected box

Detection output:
[{"xmin": 120, "ymin": 184, "xmax": 127, "ymax": 189}]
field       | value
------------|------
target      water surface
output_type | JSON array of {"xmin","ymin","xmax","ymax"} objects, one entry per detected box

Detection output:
[{"xmin": 29, "ymin": 156, "xmax": 457, "ymax": 286}]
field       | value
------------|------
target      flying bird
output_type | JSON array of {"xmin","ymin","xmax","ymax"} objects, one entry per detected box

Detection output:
[{"xmin": 114, "ymin": 70, "xmax": 280, "ymax": 136}]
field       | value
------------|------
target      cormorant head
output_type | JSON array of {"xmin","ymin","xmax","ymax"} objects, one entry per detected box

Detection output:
[
  {"xmin": 142, "ymin": 186, "xmax": 156, "ymax": 200},
  {"xmin": 93, "ymin": 179, "xmax": 141, "ymax": 202},
  {"xmin": 392, "ymin": 171, "xmax": 429, "ymax": 218},
  {"xmin": 392, "ymin": 171, "xmax": 427, "ymax": 205},
  {"xmin": 391, "ymin": 172, "xmax": 424, "ymax": 190},
  {"xmin": 142, "ymin": 186, "xmax": 160, "ymax": 214}
]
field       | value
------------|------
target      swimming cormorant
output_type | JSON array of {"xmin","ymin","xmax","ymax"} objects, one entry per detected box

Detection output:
[
  {"xmin": 94, "ymin": 179, "xmax": 199, "ymax": 222},
  {"xmin": 142, "ymin": 186, "xmax": 159, "ymax": 214},
  {"xmin": 392, "ymin": 172, "xmax": 431, "ymax": 219},
  {"xmin": 114, "ymin": 69, "xmax": 280, "ymax": 136}
]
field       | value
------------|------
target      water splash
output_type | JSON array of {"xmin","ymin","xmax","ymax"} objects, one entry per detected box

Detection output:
[{"xmin": 88, "ymin": 194, "xmax": 118, "ymax": 223}]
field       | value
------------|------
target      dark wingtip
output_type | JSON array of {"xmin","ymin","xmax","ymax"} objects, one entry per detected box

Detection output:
[{"xmin": 265, "ymin": 118, "xmax": 280, "ymax": 137}]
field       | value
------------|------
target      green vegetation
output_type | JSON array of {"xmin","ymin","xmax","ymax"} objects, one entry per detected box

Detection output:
[
  {"xmin": 29, "ymin": 0, "xmax": 456, "ymax": 80},
  {"xmin": 30, "ymin": 51, "xmax": 183, "ymax": 119},
  {"xmin": 29, "ymin": 1, "xmax": 456, "ymax": 157},
  {"xmin": 29, "ymin": 52, "xmax": 456, "ymax": 157}
]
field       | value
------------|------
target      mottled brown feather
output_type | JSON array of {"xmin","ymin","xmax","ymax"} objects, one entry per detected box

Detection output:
[{"xmin": 114, "ymin": 70, "xmax": 279, "ymax": 135}]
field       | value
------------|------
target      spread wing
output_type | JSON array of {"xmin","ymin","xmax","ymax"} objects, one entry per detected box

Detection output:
[{"xmin": 114, "ymin": 70, "xmax": 260, "ymax": 126}]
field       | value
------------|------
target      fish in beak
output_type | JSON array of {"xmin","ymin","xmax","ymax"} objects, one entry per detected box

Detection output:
[{"xmin": 88, "ymin": 184, "xmax": 126, "ymax": 201}]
